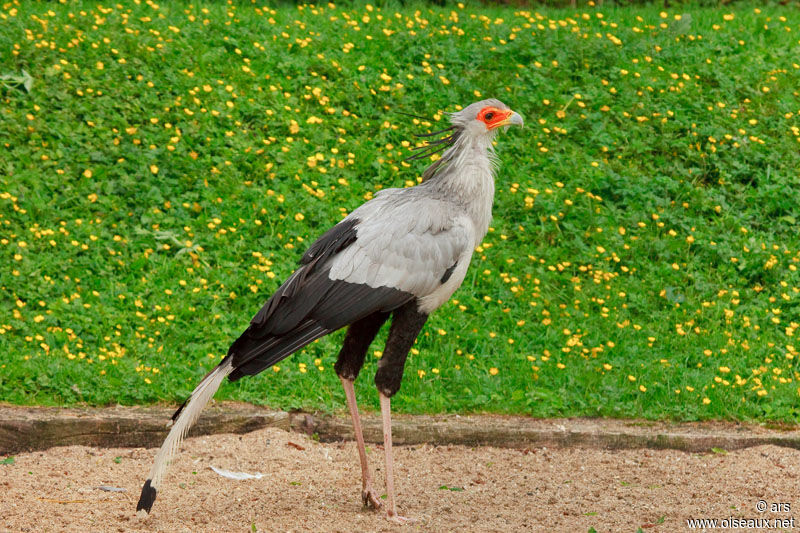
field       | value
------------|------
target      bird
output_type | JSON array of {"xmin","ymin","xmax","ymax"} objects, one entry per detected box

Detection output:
[{"xmin": 136, "ymin": 98, "xmax": 523, "ymax": 522}]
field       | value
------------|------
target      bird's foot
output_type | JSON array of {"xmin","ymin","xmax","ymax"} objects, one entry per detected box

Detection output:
[
  {"xmin": 362, "ymin": 485, "xmax": 383, "ymax": 510},
  {"xmin": 386, "ymin": 511, "xmax": 416, "ymax": 524}
]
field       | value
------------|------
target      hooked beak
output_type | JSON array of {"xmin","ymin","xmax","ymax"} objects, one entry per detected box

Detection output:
[{"xmin": 499, "ymin": 111, "xmax": 524, "ymax": 132}]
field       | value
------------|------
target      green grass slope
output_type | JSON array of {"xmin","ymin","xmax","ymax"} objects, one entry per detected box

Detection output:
[{"xmin": 1, "ymin": 1, "xmax": 799, "ymax": 421}]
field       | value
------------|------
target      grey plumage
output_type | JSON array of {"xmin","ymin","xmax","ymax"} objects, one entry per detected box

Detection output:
[{"xmin": 137, "ymin": 98, "xmax": 523, "ymax": 518}]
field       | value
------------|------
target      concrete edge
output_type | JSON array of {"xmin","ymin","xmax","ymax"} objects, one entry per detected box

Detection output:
[{"xmin": 2, "ymin": 403, "xmax": 800, "ymax": 455}]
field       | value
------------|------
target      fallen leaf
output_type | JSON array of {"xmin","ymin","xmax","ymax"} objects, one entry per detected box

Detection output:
[
  {"xmin": 96, "ymin": 486, "xmax": 127, "ymax": 492},
  {"xmin": 210, "ymin": 466, "xmax": 264, "ymax": 480}
]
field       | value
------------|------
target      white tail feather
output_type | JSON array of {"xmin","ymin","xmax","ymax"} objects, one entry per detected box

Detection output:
[{"xmin": 137, "ymin": 358, "xmax": 233, "ymax": 517}]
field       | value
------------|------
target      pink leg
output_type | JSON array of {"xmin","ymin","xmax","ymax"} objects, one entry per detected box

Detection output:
[
  {"xmin": 380, "ymin": 392, "xmax": 414, "ymax": 524},
  {"xmin": 340, "ymin": 376, "xmax": 382, "ymax": 509}
]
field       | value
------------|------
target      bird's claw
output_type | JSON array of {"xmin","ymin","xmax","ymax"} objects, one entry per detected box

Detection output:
[{"xmin": 362, "ymin": 486, "xmax": 383, "ymax": 510}]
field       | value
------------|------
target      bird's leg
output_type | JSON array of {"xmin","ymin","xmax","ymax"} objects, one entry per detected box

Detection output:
[
  {"xmin": 339, "ymin": 375, "xmax": 382, "ymax": 510},
  {"xmin": 374, "ymin": 301, "xmax": 428, "ymax": 523},
  {"xmin": 380, "ymin": 392, "xmax": 414, "ymax": 524},
  {"xmin": 334, "ymin": 311, "xmax": 390, "ymax": 510}
]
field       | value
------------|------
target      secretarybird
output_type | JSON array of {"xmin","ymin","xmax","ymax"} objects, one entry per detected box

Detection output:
[{"xmin": 137, "ymin": 98, "xmax": 523, "ymax": 522}]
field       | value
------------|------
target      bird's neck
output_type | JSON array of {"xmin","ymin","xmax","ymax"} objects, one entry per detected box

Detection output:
[{"xmin": 425, "ymin": 134, "xmax": 497, "ymax": 245}]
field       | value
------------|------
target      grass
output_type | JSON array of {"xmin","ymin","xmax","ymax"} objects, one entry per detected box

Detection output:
[{"xmin": 1, "ymin": 1, "xmax": 799, "ymax": 422}]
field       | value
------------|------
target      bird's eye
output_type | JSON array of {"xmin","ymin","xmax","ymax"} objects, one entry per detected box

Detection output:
[{"xmin": 484, "ymin": 112, "xmax": 494, "ymax": 121}]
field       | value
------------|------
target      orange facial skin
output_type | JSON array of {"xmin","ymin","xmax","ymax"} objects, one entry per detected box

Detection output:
[{"xmin": 477, "ymin": 106, "xmax": 514, "ymax": 130}]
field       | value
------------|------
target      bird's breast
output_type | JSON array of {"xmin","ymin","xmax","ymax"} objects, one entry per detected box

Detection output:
[{"xmin": 416, "ymin": 247, "xmax": 474, "ymax": 315}]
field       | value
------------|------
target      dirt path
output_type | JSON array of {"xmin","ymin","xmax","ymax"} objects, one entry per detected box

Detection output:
[{"xmin": 3, "ymin": 425, "xmax": 799, "ymax": 532}]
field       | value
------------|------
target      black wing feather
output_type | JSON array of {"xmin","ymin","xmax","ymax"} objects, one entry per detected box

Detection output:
[
  {"xmin": 311, "ymin": 281, "xmax": 410, "ymax": 331},
  {"xmin": 249, "ymin": 217, "xmax": 360, "ymax": 335},
  {"xmin": 300, "ymin": 217, "xmax": 359, "ymax": 266},
  {"xmin": 227, "ymin": 217, "xmax": 413, "ymax": 382}
]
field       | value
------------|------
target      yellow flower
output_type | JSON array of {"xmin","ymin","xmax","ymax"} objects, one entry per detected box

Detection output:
[
  {"xmin": 489, "ymin": 367, "xmax": 499, "ymax": 376},
  {"xmin": 150, "ymin": 164, "xmax": 159, "ymax": 174}
]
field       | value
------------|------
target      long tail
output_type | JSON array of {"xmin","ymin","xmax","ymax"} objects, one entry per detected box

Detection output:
[{"xmin": 136, "ymin": 357, "xmax": 234, "ymax": 517}]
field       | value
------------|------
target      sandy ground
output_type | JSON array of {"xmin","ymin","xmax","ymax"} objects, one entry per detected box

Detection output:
[{"xmin": 3, "ymin": 425, "xmax": 799, "ymax": 533}]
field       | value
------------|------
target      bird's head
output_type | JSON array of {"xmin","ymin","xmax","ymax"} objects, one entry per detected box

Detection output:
[
  {"xmin": 407, "ymin": 98, "xmax": 523, "ymax": 180},
  {"xmin": 449, "ymin": 98, "xmax": 524, "ymax": 139}
]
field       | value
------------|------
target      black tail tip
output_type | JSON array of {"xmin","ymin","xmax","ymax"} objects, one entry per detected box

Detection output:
[
  {"xmin": 170, "ymin": 397, "xmax": 189, "ymax": 424},
  {"xmin": 136, "ymin": 479, "xmax": 157, "ymax": 516}
]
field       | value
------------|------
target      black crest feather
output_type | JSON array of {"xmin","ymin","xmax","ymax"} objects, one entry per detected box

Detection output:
[{"xmin": 397, "ymin": 109, "xmax": 462, "ymax": 180}]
